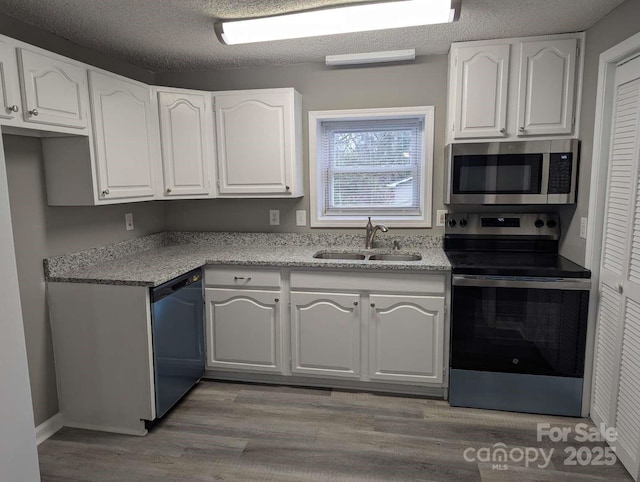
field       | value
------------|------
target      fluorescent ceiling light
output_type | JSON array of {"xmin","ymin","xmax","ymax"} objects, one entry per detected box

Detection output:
[
  {"xmin": 215, "ymin": 0, "xmax": 461, "ymax": 46},
  {"xmin": 325, "ymin": 49, "xmax": 416, "ymax": 66}
]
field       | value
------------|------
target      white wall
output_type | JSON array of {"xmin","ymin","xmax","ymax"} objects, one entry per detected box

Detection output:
[{"xmin": 0, "ymin": 136, "xmax": 40, "ymax": 480}]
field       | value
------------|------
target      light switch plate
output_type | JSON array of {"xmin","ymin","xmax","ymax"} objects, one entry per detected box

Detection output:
[
  {"xmin": 296, "ymin": 210, "xmax": 307, "ymax": 226},
  {"xmin": 580, "ymin": 217, "xmax": 588, "ymax": 239},
  {"xmin": 436, "ymin": 210, "xmax": 448, "ymax": 227},
  {"xmin": 125, "ymin": 213, "xmax": 134, "ymax": 231},
  {"xmin": 269, "ymin": 210, "xmax": 280, "ymax": 226}
]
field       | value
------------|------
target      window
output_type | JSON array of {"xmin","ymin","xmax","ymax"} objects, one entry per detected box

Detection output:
[{"xmin": 309, "ymin": 106, "xmax": 434, "ymax": 227}]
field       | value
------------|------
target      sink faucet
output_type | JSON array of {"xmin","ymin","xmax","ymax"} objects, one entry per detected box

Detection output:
[{"xmin": 365, "ymin": 217, "xmax": 388, "ymax": 249}]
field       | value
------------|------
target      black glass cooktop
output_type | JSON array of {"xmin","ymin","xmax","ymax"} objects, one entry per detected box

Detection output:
[{"xmin": 445, "ymin": 251, "xmax": 591, "ymax": 278}]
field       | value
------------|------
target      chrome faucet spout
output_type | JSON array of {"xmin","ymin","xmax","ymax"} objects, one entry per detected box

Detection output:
[{"xmin": 365, "ymin": 217, "xmax": 389, "ymax": 249}]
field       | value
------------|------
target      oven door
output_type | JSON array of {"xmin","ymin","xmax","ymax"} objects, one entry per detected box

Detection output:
[{"xmin": 450, "ymin": 276, "xmax": 590, "ymax": 378}]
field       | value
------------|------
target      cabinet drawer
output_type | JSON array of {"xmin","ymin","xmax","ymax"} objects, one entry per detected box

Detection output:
[{"xmin": 205, "ymin": 267, "xmax": 281, "ymax": 289}]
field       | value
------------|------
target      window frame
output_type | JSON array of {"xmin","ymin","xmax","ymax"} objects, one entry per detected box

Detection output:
[{"xmin": 309, "ymin": 106, "xmax": 434, "ymax": 228}]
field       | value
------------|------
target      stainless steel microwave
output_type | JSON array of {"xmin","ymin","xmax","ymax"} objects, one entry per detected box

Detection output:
[{"xmin": 445, "ymin": 140, "xmax": 579, "ymax": 205}]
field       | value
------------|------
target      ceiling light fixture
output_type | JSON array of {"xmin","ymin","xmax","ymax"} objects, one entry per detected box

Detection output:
[
  {"xmin": 214, "ymin": 0, "xmax": 461, "ymax": 46},
  {"xmin": 325, "ymin": 49, "xmax": 416, "ymax": 66}
]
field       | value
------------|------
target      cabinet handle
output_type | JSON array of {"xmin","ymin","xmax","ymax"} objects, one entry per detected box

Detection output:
[
  {"xmin": 370, "ymin": 303, "xmax": 376, "ymax": 308},
  {"xmin": 274, "ymin": 298, "xmax": 279, "ymax": 302},
  {"xmin": 102, "ymin": 189, "xmax": 110, "ymax": 196},
  {"xmin": 166, "ymin": 188, "xmax": 172, "ymax": 193},
  {"xmin": 285, "ymin": 185, "xmax": 290, "ymax": 191},
  {"xmin": 234, "ymin": 276, "xmax": 251, "ymax": 281},
  {"xmin": 617, "ymin": 283, "xmax": 624, "ymax": 294},
  {"xmin": 353, "ymin": 301, "xmax": 358, "ymax": 306},
  {"xmin": 499, "ymin": 128, "xmax": 505, "ymax": 133},
  {"xmin": 519, "ymin": 126, "xmax": 525, "ymax": 132},
  {"xmin": 29, "ymin": 108, "xmax": 39, "ymax": 116},
  {"xmin": 9, "ymin": 105, "xmax": 19, "ymax": 113}
]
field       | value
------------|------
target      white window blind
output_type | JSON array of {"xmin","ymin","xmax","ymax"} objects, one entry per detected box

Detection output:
[{"xmin": 319, "ymin": 117, "xmax": 424, "ymax": 216}]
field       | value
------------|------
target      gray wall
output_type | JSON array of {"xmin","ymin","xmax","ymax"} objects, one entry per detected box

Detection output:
[
  {"xmin": 0, "ymin": 13, "xmax": 153, "ymax": 83},
  {"xmin": 156, "ymin": 56, "xmax": 449, "ymax": 234},
  {"xmin": 558, "ymin": 0, "xmax": 640, "ymax": 264},
  {"xmin": 4, "ymin": 135, "xmax": 165, "ymax": 425}
]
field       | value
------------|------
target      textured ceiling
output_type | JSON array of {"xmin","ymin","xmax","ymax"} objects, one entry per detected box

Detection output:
[{"xmin": 0, "ymin": 0, "xmax": 627, "ymax": 72}]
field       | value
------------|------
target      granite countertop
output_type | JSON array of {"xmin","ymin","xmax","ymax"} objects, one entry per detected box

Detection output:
[{"xmin": 45, "ymin": 232, "xmax": 451, "ymax": 287}]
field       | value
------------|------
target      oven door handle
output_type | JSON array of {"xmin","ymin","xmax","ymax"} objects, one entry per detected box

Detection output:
[{"xmin": 452, "ymin": 275, "xmax": 591, "ymax": 290}]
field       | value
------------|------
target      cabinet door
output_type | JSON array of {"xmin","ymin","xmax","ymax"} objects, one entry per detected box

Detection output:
[
  {"xmin": 18, "ymin": 49, "xmax": 88, "ymax": 128},
  {"xmin": 0, "ymin": 39, "xmax": 21, "ymax": 121},
  {"xmin": 205, "ymin": 288, "xmax": 282, "ymax": 373},
  {"xmin": 89, "ymin": 71, "xmax": 156, "ymax": 201},
  {"xmin": 157, "ymin": 90, "xmax": 213, "ymax": 197},
  {"xmin": 453, "ymin": 44, "xmax": 510, "ymax": 138},
  {"xmin": 369, "ymin": 294, "xmax": 444, "ymax": 384},
  {"xmin": 215, "ymin": 91, "xmax": 293, "ymax": 195},
  {"xmin": 516, "ymin": 38, "xmax": 577, "ymax": 136},
  {"xmin": 290, "ymin": 291, "xmax": 360, "ymax": 378}
]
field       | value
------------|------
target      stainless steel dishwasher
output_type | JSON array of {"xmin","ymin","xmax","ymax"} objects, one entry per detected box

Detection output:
[{"xmin": 150, "ymin": 268, "xmax": 205, "ymax": 419}]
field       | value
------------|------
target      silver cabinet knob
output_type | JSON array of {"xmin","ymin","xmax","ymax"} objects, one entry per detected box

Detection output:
[
  {"xmin": 519, "ymin": 126, "xmax": 525, "ymax": 132},
  {"xmin": 29, "ymin": 108, "xmax": 39, "ymax": 116},
  {"xmin": 9, "ymin": 105, "xmax": 19, "ymax": 113},
  {"xmin": 102, "ymin": 189, "xmax": 110, "ymax": 196},
  {"xmin": 499, "ymin": 128, "xmax": 506, "ymax": 133}
]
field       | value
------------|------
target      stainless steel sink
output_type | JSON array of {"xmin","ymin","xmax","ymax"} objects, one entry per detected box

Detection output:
[
  {"xmin": 368, "ymin": 253, "xmax": 422, "ymax": 261},
  {"xmin": 313, "ymin": 252, "xmax": 367, "ymax": 260}
]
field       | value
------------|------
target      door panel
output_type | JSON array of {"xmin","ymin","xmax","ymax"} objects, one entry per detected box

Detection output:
[
  {"xmin": 215, "ymin": 92, "xmax": 292, "ymax": 194},
  {"xmin": 205, "ymin": 288, "xmax": 282, "ymax": 373},
  {"xmin": 454, "ymin": 44, "xmax": 510, "ymax": 138},
  {"xmin": 517, "ymin": 39, "xmax": 577, "ymax": 136},
  {"xmin": 158, "ymin": 91, "xmax": 212, "ymax": 197},
  {"xmin": 89, "ymin": 71, "xmax": 156, "ymax": 200},
  {"xmin": 290, "ymin": 291, "xmax": 360, "ymax": 378},
  {"xmin": 0, "ymin": 39, "xmax": 20, "ymax": 121},
  {"xmin": 18, "ymin": 49, "xmax": 88, "ymax": 128},
  {"xmin": 593, "ymin": 55, "xmax": 640, "ymax": 480},
  {"xmin": 369, "ymin": 294, "xmax": 444, "ymax": 384}
]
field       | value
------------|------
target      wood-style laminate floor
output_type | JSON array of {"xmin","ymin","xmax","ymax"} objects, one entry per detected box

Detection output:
[{"xmin": 39, "ymin": 380, "xmax": 633, "ymax": 481}]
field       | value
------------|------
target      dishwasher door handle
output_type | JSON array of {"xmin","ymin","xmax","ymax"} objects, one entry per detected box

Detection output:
[{"xmin": 452, "ymin": 275, "xmax": 591, "ymax": 291}]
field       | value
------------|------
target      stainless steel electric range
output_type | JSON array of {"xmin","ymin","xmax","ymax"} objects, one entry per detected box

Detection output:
[{"xmin": 444, "ymin": 213, "xmax": 591, "ymax": 417}]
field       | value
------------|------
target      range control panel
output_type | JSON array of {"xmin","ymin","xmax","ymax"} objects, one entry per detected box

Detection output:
[{"xmin": 445, "ymin": 213, "xmax": 560, "ymax": 239}]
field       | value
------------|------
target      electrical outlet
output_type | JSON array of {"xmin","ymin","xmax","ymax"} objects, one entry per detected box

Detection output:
[
  {"xmin": 436, "ymin": 210, "xmax": 448, "ymax": 227},
  {"xmin": 296, "ymin": 210, "xmax": 307, "ymax": 226},
  {"xmin": 580, "ymin": 217, "xmax": 588, "ymax": 239},
  {"xmin": 269, "ymin": 210, "xmax": 280, "ymax": 226},
  {"xmin": 125, "ymin": 213, "xmax": 134, "ymax": 231}
]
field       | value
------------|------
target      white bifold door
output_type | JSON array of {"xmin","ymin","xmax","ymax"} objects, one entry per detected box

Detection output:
[{"xmin": 592, "ymin": 54, "xmax": 640, "ymax": 481}]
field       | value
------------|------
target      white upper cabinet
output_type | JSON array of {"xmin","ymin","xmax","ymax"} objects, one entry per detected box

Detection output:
[
  {"xmin": 156, "ymin": 88, "xmax": 214, "ymax": 198},
  {"xmin": 214, "ymin": 88, "xmax": 303, "ymax": 197},
  {"xmin": 17, "ymin": 48, "xmax": 88, "ymax": 129},
  {"xmin": 516, "ymin": 38, "xmax": 577, "ymax": 136},
  {"xmin": 89, "ymin": 71, "xmax": 157, "ymax": 201},
  {"xmin": 0, "ymin": 38, "xmax": 21, "ymax": 121},
  {"xmin": 447, "ymin": 33, "xmax": 583, "ymax": 142},
  {"xmin": 453, "ymin": 44, "xmax": 510, "ymax": 139}
]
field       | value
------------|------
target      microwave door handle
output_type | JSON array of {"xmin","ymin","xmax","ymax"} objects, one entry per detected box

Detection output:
[{"xmin": 452, "ymin": 275, "xmax": 591, "ymax": 291}]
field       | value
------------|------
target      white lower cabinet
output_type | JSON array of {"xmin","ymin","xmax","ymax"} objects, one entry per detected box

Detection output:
[
  {"xmin": 290, "ymin": 291, "xmax": 361, "ymax": 378},
  {"xmin": 368, "ymin": 294, "xmax": 444, "ymax": 384},
  {"xmin": 205, "ymin": 288, "xmax": 283, "ymax": 373},
  {"xmin": 205, "ymin": 267, "xmax": 449, "ymax": 390}
]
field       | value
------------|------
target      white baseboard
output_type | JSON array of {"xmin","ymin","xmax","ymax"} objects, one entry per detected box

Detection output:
[{"xmin": 36, "ymin": 413, "xmax": 63, "ymax": 445}]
